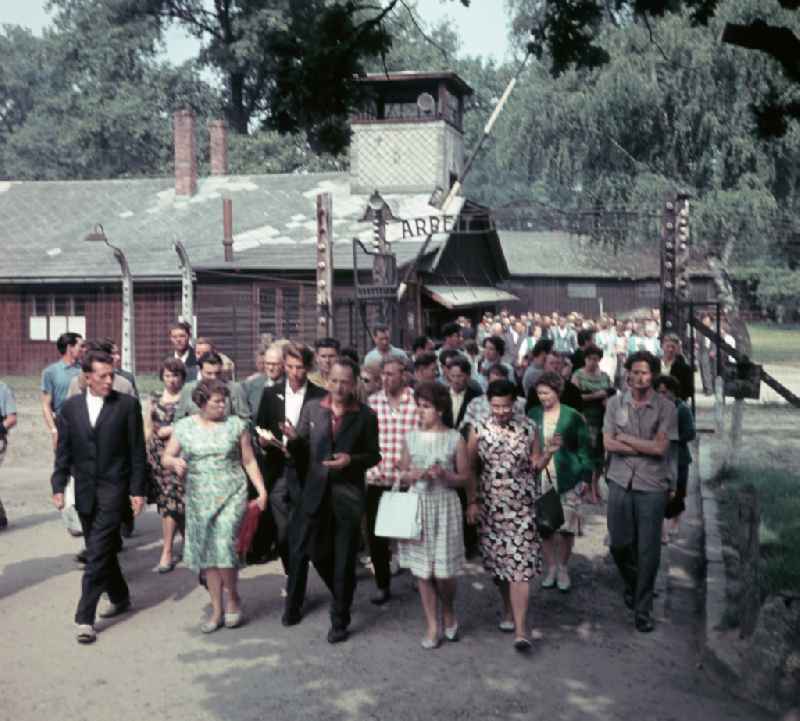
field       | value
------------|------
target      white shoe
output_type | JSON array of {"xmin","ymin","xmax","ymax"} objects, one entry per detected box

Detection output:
[
  {"xmin": 541, "ymin": 566, "xmax": 557, "ymax": 589},
  {"xmin": 556, "ymin": 567, "xmax": 571, "ymax": 592},
  {"xmin": 76, "ymin": 624, "xmax": 96, "ymax": 644}
]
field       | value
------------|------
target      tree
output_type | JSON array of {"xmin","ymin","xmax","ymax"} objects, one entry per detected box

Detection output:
[
  {"xmin": 507, "ymin": 0, "xmax": 800, "ymax": 134},
  {"xmin": 0, "ymin": 0, "xmax": 222, "ymax": 180},
  {"xmin": 119, "ymin": 0, "xmax": 468, "ymax": 152}
]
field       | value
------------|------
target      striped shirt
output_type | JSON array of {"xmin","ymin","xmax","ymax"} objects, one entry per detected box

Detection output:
[{"xmin": 366, "ymin": 387, "xmax": 419, "ymax": 487}]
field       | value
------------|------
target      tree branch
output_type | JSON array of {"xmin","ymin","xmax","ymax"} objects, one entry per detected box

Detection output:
[
  {"xmin": 399, "ymin": 0, "xmax": 451, "ymax": 61},
  {"xmin": 641, "ymin": 12, "xmax": 669, "ymax": 63}
]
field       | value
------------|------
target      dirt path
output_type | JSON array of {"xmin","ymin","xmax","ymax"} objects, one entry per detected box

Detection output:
[{"xmin": 0, "ymin": 392, "xmax": 773, "ymax": 721}]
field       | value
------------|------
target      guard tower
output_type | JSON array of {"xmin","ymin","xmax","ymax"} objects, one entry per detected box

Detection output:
[{"xmin": 350, "ymin": 71, "xmax": 474, "ymax": 195}]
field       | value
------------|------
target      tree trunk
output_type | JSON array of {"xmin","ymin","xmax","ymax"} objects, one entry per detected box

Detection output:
[
  {"xmin": 706, "ymin": 237, "xmax": 752, "ymax": 357},
  {"xmin": 227, "ymin": 72, "xmax": 249, "ymax": 134}
]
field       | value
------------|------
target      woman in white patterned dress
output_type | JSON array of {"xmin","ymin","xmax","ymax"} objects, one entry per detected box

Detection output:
[{"xmin": 397, "ymin": 381, "xmax": 469, "ymax": 649}]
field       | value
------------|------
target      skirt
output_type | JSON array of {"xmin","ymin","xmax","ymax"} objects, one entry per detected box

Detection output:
[{"xmin": 397, "ymin": 486, "xmax": 464, "ymax": 579}]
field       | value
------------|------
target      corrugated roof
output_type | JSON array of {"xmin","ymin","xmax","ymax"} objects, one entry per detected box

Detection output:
[
  {"xmin": 423, "ymin": 285, "xmax": 518, "ymax": 309},
  {"xmin": 0, "ymin": 174, "xmax": 462, "ymax": 281}
]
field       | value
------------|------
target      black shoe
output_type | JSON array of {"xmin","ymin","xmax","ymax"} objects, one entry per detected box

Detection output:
[
  {"xmin": 623, "ymin": 589, "xmax": 634, "ymax": 610},
  {"xmin": 327, "ymin": 626, "xmax": 349, "ymax": 644},
  {"xmin": 121, "ymin": 519, "xmax": 134, "ymax": 538},
  {"xmin": 281, "ymin": 611, "xmax": 302, "ymax": 627},
  {"xmin": 75, "ymin": 550, "xmax": 88, "ymax": 564},
  {"xmin": 635, "ymin": 615, "xmax": 655, "ymax": 633},
  {"xmin": 246, "ymin": 552, "xmax": 270, "ymax": 565},
  {"xmin": 370, "ymin": 588, "xmax": 391, "ymax": 606}
]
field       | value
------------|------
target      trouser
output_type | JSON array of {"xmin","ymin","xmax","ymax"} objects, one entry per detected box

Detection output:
[
  {"xmin": 606, "ymin": 481, "xmax": 667, "ymax": 620},
  {"xmin": 249, "ymin": 468, "xmax": 279, "ymax": 561},
  {"xmin": 0, "ymin": 448, "xmax": 6, "ymax": 528},
  {"xmin": 457, "ymin": 487, "xmax": 479, "ymax": 558},
  {"xmin": 365, "ymin": 485, "xmax": 391, "ymax": 591},
  {"xmin": 286, "ymin": 483, "xmax": 363, "ymax": 629},
  {"xmin": 75, "ymin": 504, "xmax": 129, "ymax": 624},
  {"xmin": 270, "ymin": 466, "xmax": 302, "ymax": 575},
  {"xmin": 698, "ymin": 350, "xmax": 713, "ymax": 394}
]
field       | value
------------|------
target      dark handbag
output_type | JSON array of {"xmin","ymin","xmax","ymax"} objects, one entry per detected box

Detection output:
[{"xmin": 534, "ymin": 469, "xmax": 564, "ymax": 539}]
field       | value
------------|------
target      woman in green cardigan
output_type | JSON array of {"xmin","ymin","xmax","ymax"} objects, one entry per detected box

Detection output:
[{"xmin": 529, "ymin": 372, "xmax": 593, "ymax": 592}]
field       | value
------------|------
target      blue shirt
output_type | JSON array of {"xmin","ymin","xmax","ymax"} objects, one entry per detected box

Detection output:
[
  {"xmin": 41, "ymin": 360, "xmax": 81, "ymax": 415},
  {"xmin": 0, "ymin": 382, "xmax": 16, "ymax": 418},
  {"xmin": 363, "ymin": 346, "xmax": 408, "ymax": 367}
]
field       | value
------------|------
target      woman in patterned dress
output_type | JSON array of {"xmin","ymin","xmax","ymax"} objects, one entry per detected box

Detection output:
[
  {"xmin": 397, "ymin": 381, "xmax": 469, "ymax": 649},
  {"xmin": 162, "ymin": 379, "xmax": 267, "ymax": 633},
  {"xmin": 466, "ymin": 379, "xmax": 542, "ymax": 651},
  {"xmin": 530, "ymin": 371, "xmax": 592, "ymax": 592},
  {"xmin": 144, "ymin": 357, "xmax": 186, "ymax": 572}
]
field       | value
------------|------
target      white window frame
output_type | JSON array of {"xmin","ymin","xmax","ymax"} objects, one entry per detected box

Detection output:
[
  {"xmin": 29, "ymin": 295, "xmax": 87, "ymax": 341},
  {"xmin": 566, "ymin": 283, "xmax": 597, "ymax": 299}
]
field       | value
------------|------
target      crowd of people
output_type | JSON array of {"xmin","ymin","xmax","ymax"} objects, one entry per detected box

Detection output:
[{"xmin": 0, "ymin": 307, "xmax": 700, "ymax": 649}]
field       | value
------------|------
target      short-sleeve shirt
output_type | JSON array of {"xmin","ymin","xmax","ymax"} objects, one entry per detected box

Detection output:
[
  {"xmin": 603, "ymin": 390, "xmax": 678, "ymax": 492},
  {"xmin": 363, "ymin": 346, "xmax": 409, "ymax": 367},
  {"xmin": 0, "ymin": 382, "xmax": 17, "ymax": 418},
  {"xmin": 366, "ymin": 387, "xmax": 418, "ymax": 487},
  {"xmin": 41, "ymin": 360, "xmax": 82, "ymax": 416}
]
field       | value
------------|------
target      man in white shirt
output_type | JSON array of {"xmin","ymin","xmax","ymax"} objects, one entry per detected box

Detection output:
[
  {"xmin": 254, "ymin": 343, "xmax": 327, "ymax": 573},
  {"xmin": 244, "ymin": 344, "xmax": 285, "ymax": 418}
]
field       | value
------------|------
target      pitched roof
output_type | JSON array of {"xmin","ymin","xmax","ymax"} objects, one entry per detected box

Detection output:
[
  {"xmin": 497, "ymin": 230, "xmax": 710, "ymax": 279},
  {"xmin": 0, "ymin": 174, "xmax": 463, "ymax": 282}
]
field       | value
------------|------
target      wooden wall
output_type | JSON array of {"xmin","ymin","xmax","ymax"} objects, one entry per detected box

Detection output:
[
  {"xmin": 500, "ymin": 277, "xmax": 716, "ymax": 317},
  {"xmin": 0, "ymin": 282, "xmax": 180, "ymax": 376}
]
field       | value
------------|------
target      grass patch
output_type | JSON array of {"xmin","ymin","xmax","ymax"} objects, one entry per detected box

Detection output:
[
  {"xmin": 718, "ymin": 464, "xmax": 800, "ymax": 595},
  {"xmin": 747, "ymin": 322, "xmax": 800, "ymax": 365}
]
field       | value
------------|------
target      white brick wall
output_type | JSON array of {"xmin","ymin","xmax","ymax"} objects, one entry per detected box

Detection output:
[{"xmin": 350, "ymin": 121, "xmax": 464, "ymax": 194}]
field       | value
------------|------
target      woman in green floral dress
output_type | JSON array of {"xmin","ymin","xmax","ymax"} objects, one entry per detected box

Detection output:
[{"xmin": 163, "ymin": 379, "xmax": 267, "ymax": 633}]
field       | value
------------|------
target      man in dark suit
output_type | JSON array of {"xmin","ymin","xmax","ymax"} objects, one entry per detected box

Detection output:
[
  {"xmin": 169, "ymin": 320, "xmax": 198, "ymax": 382},
  {"xmin": 282, "ymin": 357, "xmax": 381, "ymax": 643},
  {"xmin": 442, "ymin": 355, "xmax": 482, "ymax": 557},
  {"xmin": 442, "ymin": 355, "xmax": 482, "ymax": 431},
  {"xmin": 51, "ymin": 351, "xmax": 146, "ymax": 644},
  {"xmin": 254, "ymin": 342, "xmax": 326, "ymax": 576}
]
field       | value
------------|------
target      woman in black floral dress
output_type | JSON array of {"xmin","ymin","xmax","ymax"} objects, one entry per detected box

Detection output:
[
  {"xmin": 144, "ymin": 357, "xmax": 186, "ymax": 572},
  {"xmin": 467, "ymin": 379, "xmax": 542, "ymax": 651}
]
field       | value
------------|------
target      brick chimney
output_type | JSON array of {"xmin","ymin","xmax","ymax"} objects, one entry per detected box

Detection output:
[
  {"xmin": 174, "ymin": 109, "xmax": 197, "ymax": 196},
  {"xmin": 208, "ymin": 119, "xmax": 228, "ymax": 176}
]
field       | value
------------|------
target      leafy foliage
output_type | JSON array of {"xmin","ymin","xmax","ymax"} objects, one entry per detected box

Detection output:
[{"xmin": 0, "ymin": 0, "xmax": 221, "ymax": 180}]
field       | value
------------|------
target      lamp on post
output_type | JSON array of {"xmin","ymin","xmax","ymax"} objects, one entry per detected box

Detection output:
[
  {"xmin": 361, "ymin": 190, "xmax": 396, "ymax": 326},
  {"xmin": 85, "ymin": 224, "xmax": 136, "ymax": 374}
]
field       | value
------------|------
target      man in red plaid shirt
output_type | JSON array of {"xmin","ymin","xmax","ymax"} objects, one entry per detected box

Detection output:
[{"xmin": 366, "ymin": 356, "xmax": 419, "ymax": 604}]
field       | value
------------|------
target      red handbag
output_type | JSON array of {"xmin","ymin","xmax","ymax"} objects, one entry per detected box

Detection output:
[{"xmin": 236, "ymin": 501, "xmax": 262, "ymax": 557}]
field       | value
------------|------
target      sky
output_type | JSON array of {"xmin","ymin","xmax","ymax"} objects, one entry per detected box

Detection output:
[{"xmin": 1, "ymin": 0, "xmax": 512, "ymax": 64}]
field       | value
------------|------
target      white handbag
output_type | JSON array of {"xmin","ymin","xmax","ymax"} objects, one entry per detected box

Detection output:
[
  {"xmin": 62, "ymin": 476, "xmax": 83, "ymax": 537},
  {"xmin": 374, "ymin": 484, "xmax": 422, "ymax": 541}
]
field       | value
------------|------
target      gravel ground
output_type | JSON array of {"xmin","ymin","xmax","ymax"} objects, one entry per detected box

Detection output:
[{"xmin": 0, "ymin": 385, "xmax": 775, "ymax": 721}]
